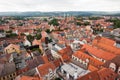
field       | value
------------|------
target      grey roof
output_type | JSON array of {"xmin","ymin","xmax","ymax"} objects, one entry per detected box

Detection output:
[
  {"xmin": 61, "ymin": 63, "xmax": 90, "ymax": 77},
  {"xmin": 52, "ymin": 47, "xmax": 59, "ymax": 52},
  {"xmin": 57, "ymin": 44, "xmax": 65, "ymax": 48},
  {"xmin": 0, "ymin": 62, "xmax": 16, "ymax": 77}
]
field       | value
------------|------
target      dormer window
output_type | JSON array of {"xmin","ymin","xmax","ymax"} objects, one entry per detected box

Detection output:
[
  {"xmin": 76, "ymin": 58, "xmax": 79, "ymax": 62},
  {"xmin": 72, "ymin": 55, "xmax": 74, "ymax": 59},
  {"xmin": 109, "ymin": 63, "xmax": 116, "ymax": 72},
  {"xmin": 74, "ymin": 56, "xmax": 77, "ymax": 61},
  {"xmin": 117, "ymin": 67, "xmax": 120, "ymax": 74},
  {"xmin": 79, "ymin": 59, "xmax": 82, "ymax": 63}
]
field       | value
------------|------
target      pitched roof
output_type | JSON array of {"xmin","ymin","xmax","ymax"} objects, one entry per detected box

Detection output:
[
  {"xmin": 20, "ymin": 76, "xmax": 41, "ymax": 80},
  {"xmin": 73, "ymin": 51, "xmax": 103, "ymax": 68},
  {"xmin": 53, "ymin": 58, "xmax": 62, "ymax": 68},
  {"xmin": 98, "ymin": 68, "xmax": 117, "ymax": 80},
  {"xmin": 93, "ymin": 38, "xmax": 120, "ymax": 55},
  {"xmin": 93, "ymin": 36, "xmax": 115, "ymax": 46},
  {"xmin": 77, "ymin": 71, "xmax": 100, "ymax": 80},
  {"xmin": 0, "ymin": 62, "xmax": 16, "ymax": 76},
  {"xmin": 58, "ymin": 46, "xmax": 73, "ymax": 62},
  {"xmin": 103, "ymin": 55, "xmax": 120, "ymax": 69},
  {"xmin": 81, "ymin": 44, "xmax": 116, "ymax": 60},
  {"xmin": 26, "ymin": 55, "xmax": 44, "ymax": 69},
  {"xmin": 88, "ymin": 65, "xmax": 98, "ymax": 72},
  {"xmin": 37, "ymin": 62, "xmax": 56, "ymax": 77},
  {"xmin": 78, "ymin": 68, "xmax": 117, "ymax": 80}
]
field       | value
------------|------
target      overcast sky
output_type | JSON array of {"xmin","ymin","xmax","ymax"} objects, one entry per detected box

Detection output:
[{"xmin": 0, "ymin": 0, "xmax": 120, "ymax": 12}]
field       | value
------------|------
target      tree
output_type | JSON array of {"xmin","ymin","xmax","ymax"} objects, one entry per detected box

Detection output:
[
  {"xmin": 46, "ymin": 29, "xmax": 51, "ymax": 33},
  {"xmin": 84, "ymin": 21, "xmax": 90, "ymax": 26},
  {"xmin": 49, "ymin": 18, "xmax": 59, "ymax": 26},
  {"xmin": 26, "ymin": 35, "xmax": 34, "ymax": 42},
  {"xmin": 35, "ymin": 33, "xmax": 42, "ymax": 40},
  {"xmin": 106, "ymin": 18, "xmax": 120, "ymax": 29},
  {"xmin": 43, "ymin": 18, "xmax": 48, "ymax": 22},
  {"xmin": 6, "ymin": 30, "xmax": 12, "ymax": 33},
  {"xmin": 76, "ymin": 22, "xmax": 82, "ymax": 26},
  {"xmin": 6, "ymin": 33, "xmax": 18, "ymax": 38}
]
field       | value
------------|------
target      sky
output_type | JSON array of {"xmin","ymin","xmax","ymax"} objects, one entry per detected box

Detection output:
[{"xmin": 0, "ymin": 0, "xmax": 120, "ymax": 12}]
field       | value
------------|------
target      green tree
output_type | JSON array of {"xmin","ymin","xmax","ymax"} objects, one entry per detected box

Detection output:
[
  {"xmin": 76, "ymin": 22, "xmax": 82, "ymax": 26},
  {"xmin": 84, "ymin": 21, "xmax": 90, "ymax": 26},
  {"xmin": 46, "ymin": 29, "xmax": 51, "ymax": 33},
  {"xmin": 6, "ymin": 33, "xmax": 18, "ymax": 38},
  {"xmin": 49, "ymin": 18, "xmax": 59, "ymax": 26},
  {"xmin": 43, "ymin": 18, "xmax": 48, "ymax": 22},
  {"xmin": 35, "ymin": 33, "xmax": 42, "ymax": 40},
  {"xmin": 26, "ymin": 35, "xmax": 34, "ymax": 42},
  {"xmin": 6, "ymin": 30, "xmax": 12, "ymax": 33}
]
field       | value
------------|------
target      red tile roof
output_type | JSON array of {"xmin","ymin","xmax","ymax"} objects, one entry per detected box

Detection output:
[
  {"xmin": 37, "ymin": 62, "xmax": 56, "ymax": 77},
  {"xmin": 81, "ymin": 44, "xmax": 116, "ymax": 60},
  {"xmin": 94, "ymin": 36, "xmax": 115, "ymax": 46},
  {"xmin": 88, "ymin": 65, "xmax": 98, "ymax": 72},
  {"xmin": 42, "ymin": 55, "xmax": 49, "ymax": 63},
  {"xmin": 93, "ymin": 37, "xmax": 120, "ymax": 55},
  {"xmin": 73, "ymin": 51, "xmax": 103, "ymax": 68},
  {"xmin": 58, "ymin": 46, "xmax": 73, "ymax": 62},
  {"xmin": 77, "ymin": 71, "xmax": 100, "ymax": 80},
  {"xmin": 20, "ymin": 76, "xmax": 41, "ymax": 80},
  {"xmin": 98, "ymin": 68, "xmax": 117, "ymax": 80},
  {"xmin": 78, "ymin": 68, "xmax": 117, "ymax": 80}
]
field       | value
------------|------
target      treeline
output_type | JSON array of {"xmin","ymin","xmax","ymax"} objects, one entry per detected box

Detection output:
[{"xmin": 106, "ymin": 18, "xmax": 120, "ymax": 28}]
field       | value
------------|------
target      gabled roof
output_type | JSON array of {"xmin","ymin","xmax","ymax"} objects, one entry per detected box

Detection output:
[
  {"xmin": 58, "ymin": 46, "xmax": 73, "ymax": 62},
  {"xmin": 103, "ymin": 55, "xmax": 120, "ymax": 69},
  {"xmin": 78, "ymin": 68, "xmax": 117, "ymax": 80},
  {"xmin": 98, "ymin": 68, "xmax": 117, "ymax": 80},
  {"xmin": 0, "ymin": 62, "xmax": 16, "ymax": 76},
  {"xmin": 93, "ymin": 40, "xmax": 120, "ymax": 55},
  {"xmin": 73, "ymin": 51, "xmax": 103, "ymax": 68},
  {"xmin": 20, "ymin": 76, "xmax": 41, "ymax": 80},
  {"xmin": 81, "ymin": 44, "xmax": 116, "ymax": 60},
  {"xmin": 93, "ymin": 36, "xmax": 120, "ymax": 55},
  {"xmin": 37, "ymin": 62, "xmax": 56, "ymax": 77},
  {"xmin": 88, "ymin": 65, "xmax": 98, "ymax": 72},
  {"xmin": 77, "ymin": 71, "xmax": 100, "ymax": 80},
  {"xmin": 93, "ymin": 36, "xmax": 115, "ymax": 46}
]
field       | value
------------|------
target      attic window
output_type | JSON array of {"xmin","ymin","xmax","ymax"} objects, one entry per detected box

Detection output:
[
  {"xmin": 109, "ymin": 63, "xmax": 116, "ymax": 71},
  {"xmin": 118, "ymin": 71, "xmax": 120, "ymax": 74},
  {"xmin": 117, "ymin": 67, "xmax": 120, "ymax": 74}
]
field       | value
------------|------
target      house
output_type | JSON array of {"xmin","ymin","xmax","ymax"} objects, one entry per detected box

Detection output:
[
  {"xmin": 4, "ymin": 44, "xmax": 20, "ymax": 54},
  {"xmin": 17, "ymin": 75, "xmax": 41, "ymax": 80},
  {"xmin": 60, "ymin": 62, "xmax": 90, "ymax": 80},
  {"xmin": 103, "ymin": 55, "xmax": 120, "ymax": 79},
  {"xmin": 0, "ymin": 62, "xmax": 16, "ymax": 80},
  {"xmin": 77, "ymin": 68, "xmax": 117, "ymax": 80},
  {"xmin": 71, "ymin": 51, "xmax": 103, "ymax": 69},
  {"xmin": 37, "ymin": 62, "xmax": 57, "ymax": 80},
  {"xmin": 25, "ymin": 55, "xmax": 45, "ymax": 70},
  {"xmin": 81, "ymin": 44, "xmax": 116, "ymax": 62},
  {"xmin": 58, "ymin": 46, "xmax": 73, "ymax": 62},
  {"xmin": 92, "ymin": 36, "xmax": 120, "ymax": 55},
  {"xmin": 23, "ymin": 36, "xmax": 31, "ymax": 47},
  {"xmin": 0, "ymin": 72, "xmax": 17, "ymax": 80}
]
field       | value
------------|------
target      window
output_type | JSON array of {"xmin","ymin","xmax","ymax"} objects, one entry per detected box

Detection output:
[
  {"xmin": 79, "ymin": 59, "xmax": 82, "ymax": 63},
  {"xmin": 117, "ymin": 67, "xmax": 120, "ymax": 74},
  {"xmin": 77, "ymin": 58, "xmax": 79, "ymax": 62},
  {"xmin": 109, "ymin": 63, "xmax": 116, "ymax": 71}
]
